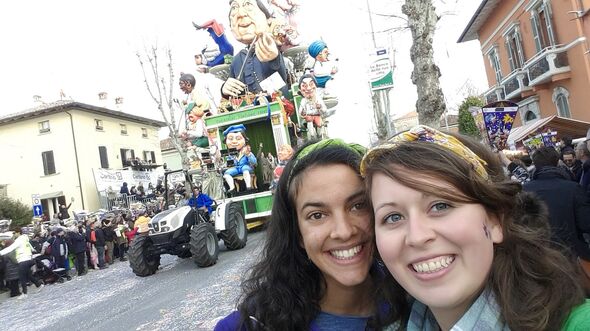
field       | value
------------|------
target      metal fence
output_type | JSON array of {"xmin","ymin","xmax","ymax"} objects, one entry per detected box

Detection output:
[{"xmin": 98, "ymin": 191, "xmax": 158, "ymax": 211}]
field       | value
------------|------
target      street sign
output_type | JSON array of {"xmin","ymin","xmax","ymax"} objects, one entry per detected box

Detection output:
[
  {"xmin": 33, "ymin": 204, "xmax": 43, "ymax": 217},
  {"xmin": 369, "ymin": 48, "xmax": 394, "ymax": 91},
  {"xmin": 31, "ymin": 194, "xmax": 43, "ymax": 217}
]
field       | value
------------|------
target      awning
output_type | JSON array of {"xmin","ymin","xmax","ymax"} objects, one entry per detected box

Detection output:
[
  {"xmin": 39, "ymin": 191, "xmax": 63, "ymax": 199},
  {"xmin": 508, "ymin": 116, "xmax": 590, "ymax": 145}
]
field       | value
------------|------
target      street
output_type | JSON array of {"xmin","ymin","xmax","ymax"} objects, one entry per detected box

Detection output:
[{"xmin": 0, "ymin": 230, "xmax": 265, "ymax": 331}]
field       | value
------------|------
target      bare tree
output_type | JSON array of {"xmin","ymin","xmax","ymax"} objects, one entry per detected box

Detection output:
[
  {"xmin": 402, "ymin": 0, "xmax": 446, "ymax": 128},
  {"xmin": 137, "ymin": 46, "xmax": 188, "ymax": 168}
]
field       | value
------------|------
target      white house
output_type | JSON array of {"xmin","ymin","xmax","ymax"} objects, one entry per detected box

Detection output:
[{"xmin": 0, "ymin": 100, "xmax": 166, "ymax": 217}]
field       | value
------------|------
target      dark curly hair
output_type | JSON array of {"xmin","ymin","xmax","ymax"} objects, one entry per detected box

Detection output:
[
  {"xmin": 363, "ymin": 133, "xmax": 586, "ymax": 330},
  {"xmin": 235, "ymin": 140, "xmax": 407, "ymax": 330}
]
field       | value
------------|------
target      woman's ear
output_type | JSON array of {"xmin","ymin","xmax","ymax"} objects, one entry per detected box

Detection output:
[{"xmin": 488, "ymin": 214, "xmax": 504, "ymax": 244}]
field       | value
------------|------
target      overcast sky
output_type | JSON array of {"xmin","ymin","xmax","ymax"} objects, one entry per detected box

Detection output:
[{"xmin": 0, "ymin": 0, "xmax": 488, "ymax": 145}]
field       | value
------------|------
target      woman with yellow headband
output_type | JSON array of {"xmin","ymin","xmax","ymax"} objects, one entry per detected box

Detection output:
[
  {"xmin": 362, "ymin": 126, "xmax": 590, "ymax": 330},
  {"xmin": 216, "ymin": 139, "xmax": 407, "ymax": 330}
]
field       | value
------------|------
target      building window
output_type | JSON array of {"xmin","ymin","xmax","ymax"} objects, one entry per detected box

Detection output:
[
  {"xmin": 553, "ymin": 86, "xmax": 571, "ymax": 118},
  {"xmin": 38, "ymin": 120, "xmax": 50, "ymax": 133},
  {"xmin": 99, "ymin": 146, "xmax": 109, "ymax": 168},
  {"xmin": 120, "ymin": 124, "xmax": 128, "ymax": 135},
  {"xmin": 41, "ymin": 151, "xmax": 56, "ymax": 175},
  {"xmin": 487, "ymin": 47, "xmax": 503, "ymax": 82},
  {"xmin": 95, "ymin": 119, "xmax": 104, "ymax": 131},
  {"xmin": 120, "ymin": 148, "xmax": 135, "ymax": 167},
  {"xmin": 525, "ymin": 111, "xmax": 538, "ymax": 122},
  {"xmin": 529, "ymin": 0, "xmax": 556, "ymax": 53},
  {"xmin": 504, "ymin": 25, "xmax": 525, "ymax": 71},
  {"xmin": 143, "ymin": 151, "xmax": 157, "ymax": 164},
  {"xmin": 519, "ymin": 97, "xmax": 541, "ymax": 124},
  {"xmin": 141, "ymin": 128, "xmax": 148, "ymax": 138}
]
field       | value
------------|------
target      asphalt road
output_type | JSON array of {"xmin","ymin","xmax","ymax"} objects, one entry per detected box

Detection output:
[{"xmin": 0, "ymin": 230, "xmax": 266, "ymax": 331}]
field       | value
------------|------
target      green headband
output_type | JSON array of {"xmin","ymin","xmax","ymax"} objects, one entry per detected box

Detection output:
[{"xmin": 287, "ymin": 139, "xmax": 367, "ymax": 185}]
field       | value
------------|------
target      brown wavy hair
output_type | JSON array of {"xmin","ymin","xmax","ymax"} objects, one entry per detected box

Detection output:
[{"xmin": 364, "ymin": 133, "xmax": 585, "ymax": 330}]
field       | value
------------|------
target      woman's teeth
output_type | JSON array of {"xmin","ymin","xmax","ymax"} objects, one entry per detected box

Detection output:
[
  {"xmin": 412, "ymin": 255, "xmax": 455, "ymax": 273},
  {"xmin": 330, "ymin": 245, "xmax": 362, "ymax": 260}
]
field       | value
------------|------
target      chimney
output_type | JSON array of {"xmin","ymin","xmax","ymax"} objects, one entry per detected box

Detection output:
[
  {"xmin": 115, "ymin": 97, "xmax": 124, "ymax": 111},
  {"xmin": 33, "ymin": 95, "xmax": 43, "ymax": 103},
  {"xmin": 98, "ymin": 92, "xmax": 108, "ymax": 100}
]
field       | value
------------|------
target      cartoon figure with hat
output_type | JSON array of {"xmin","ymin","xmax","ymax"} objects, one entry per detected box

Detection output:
[
  {"xmin": 222, "ymin": 124, "xmax": 257, "ymax": 194},
  {"xmin": 221, "ymin": 0, "xmax": 289, "ymax": 99},
  {"xmin": 298, "ymin": 74, "xmax": 327, "ymax": 139},
  {"xmin": 307, "ymin": 40, "xmax": 338, "ymax": 98}
]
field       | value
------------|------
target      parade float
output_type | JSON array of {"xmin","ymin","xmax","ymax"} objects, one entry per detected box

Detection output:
[{"xmin": 129, "ymin": 0, "xmax": 340, "ymax": 275}]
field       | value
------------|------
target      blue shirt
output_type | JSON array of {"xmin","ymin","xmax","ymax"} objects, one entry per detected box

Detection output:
[
  {"xmin": 214, "ymin": 310, "xmax": 369, "ymax": 331},
  {"xmin": 314, "ymin": 311, "xmax": 369, "ymax": 331},
  {"xmin": 187, "ymin": 193, "xmax": 213, "ymax": 213}
]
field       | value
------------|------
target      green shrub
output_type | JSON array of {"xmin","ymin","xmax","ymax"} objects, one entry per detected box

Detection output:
[
  {"xmin": 458, "ymin": 96, "xmax": 485, "ymax": 138},
  {"xmin": 0, "ymin": 196, "xmax": 31, "ymax": 230}
]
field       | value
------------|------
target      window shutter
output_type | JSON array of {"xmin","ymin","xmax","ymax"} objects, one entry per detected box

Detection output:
[
  {"xmin": 515, "ymin": 31, "xmax": 525, "ymax": 67},
  {"xmin": 99, "ymin": 146, "xmax": 109, "ymax": 168},
  {"xmin": 151, "ymin": 151, "xmax": 156, "ymax": 163},
  {"xmin": 542, "ymin": 2, "xmax": 556, "ymax": 46},
  {"xmin": 506, "ymin": 39, "xmax": 515, "ymax": 71},
  {"xmin": 531, "ymin": 13, "xmax": 542, "ymax": 53}
]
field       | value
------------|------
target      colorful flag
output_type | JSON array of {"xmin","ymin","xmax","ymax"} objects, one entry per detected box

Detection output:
[{"xmin": 482, "ymin": 101, "xmax": 519, "ymax": 152}]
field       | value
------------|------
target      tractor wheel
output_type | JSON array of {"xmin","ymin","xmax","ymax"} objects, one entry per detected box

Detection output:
[
  {"xmin": 128, "ymin": 235, "xmax": 160, "ymax": 277},
  {"xmin": 190, "ymin": 223, "xmax": 219, "ymax": 267},
  {"xmin": 220, "ymin": 203, "xmax": 247, "ymax": 250}
]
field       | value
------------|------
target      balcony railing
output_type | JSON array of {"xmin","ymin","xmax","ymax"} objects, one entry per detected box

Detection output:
[
  {"xmin": 482, "ymin": 37, "xmax": 585, "ymax": 102},
  {"xmin": 483, "ymin": 85, "xmax": 505, "ymax": 104},
  {"xmin": 523, "ymin": 37, "xmax": 585, "ymax": 86},
  {"xmin": 502, "ymin": 69, "xmax": 531, "ymax": 100}
]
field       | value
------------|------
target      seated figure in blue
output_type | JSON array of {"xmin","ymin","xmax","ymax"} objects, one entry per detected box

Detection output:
[
  {"xmin": 193, "ymin": 19, "xmax": 234, "ymax": 68},
  {"xmin": 222, "ymin": 124, "xmax": 257, "ymax": 194}
]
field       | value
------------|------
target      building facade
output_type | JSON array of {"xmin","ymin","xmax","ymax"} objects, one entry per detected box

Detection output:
[
  {"xmin": 459, "ymin": 0, "xmax": 590, "ymax": 127},
  {"xmin": 0, "ymin": 100, "xmax": 166, "ymax": 216}
]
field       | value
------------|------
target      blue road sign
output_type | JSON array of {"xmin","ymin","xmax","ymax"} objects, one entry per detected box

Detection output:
[{"xmin": 33, "ymin": 204, "xmax": 43, "ymax": 217}]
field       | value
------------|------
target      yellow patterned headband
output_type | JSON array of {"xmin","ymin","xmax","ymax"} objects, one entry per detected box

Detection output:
[{"xmin": 360, "ymin": 125, "xmax": 489, "ymax": 180}]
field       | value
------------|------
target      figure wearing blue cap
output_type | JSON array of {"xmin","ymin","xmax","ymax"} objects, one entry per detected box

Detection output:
[
  {"xmin": 308, "ymin": 40, "xmax": 338, "ymax": 97},
  {"xmin": 222, "ymin": 124, "xmax": 257, "ymax": 194}
]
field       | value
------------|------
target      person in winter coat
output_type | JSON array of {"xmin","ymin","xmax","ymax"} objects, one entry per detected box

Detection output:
[
  {"xmin": 120, "ymin": 182, "xmax": 130, "ymax": 195},
  {"xmin": 524, "ymin": 146, "xmax": 590, "ymax": 293},
  {"xmin": 93, "ymin": 223, "xmax": 107, "ymax": 269},
  {"xmin": 0, "ymin": 234, "xmax": 43, "ymax": 298},
  {"xmin": 68, "ymin": 226, "xmax": 87, "ymax": 276},
  {"xmin": 59, "ymin": 198, "xmax": 74, "ymax": 220},
  {"xmin": 1, "ymin": 241, "xmax": 21, "ymax": 297},
  {"xmin": 115, "ymin": 220, "xmax": 128, "ymax": 261},
  {"xmin": 51, "ymin": 229, "xmax": 69, "ymax": 269},
  {"xmin": 102, "ymin": 219, "xmax": 116, "ymax": 265},
  {"xmin": 575, "ymin": 141, "xmax": 590, "ymax": 192}
]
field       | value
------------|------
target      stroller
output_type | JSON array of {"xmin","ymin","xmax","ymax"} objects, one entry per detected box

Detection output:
[{"xmin": 33, "ymin": 255, "xmax": 71, "ymax": 284}]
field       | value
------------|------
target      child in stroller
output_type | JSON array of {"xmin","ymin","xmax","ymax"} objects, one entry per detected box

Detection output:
[{"xmin": 33, "ymin": 255, "xmax": 71, "ymax": 284}]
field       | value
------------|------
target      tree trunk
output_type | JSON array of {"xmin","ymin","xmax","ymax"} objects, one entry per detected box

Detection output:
[
  {"xmin": 137, "ymin": 47, "xmax": 189, "ymax": 169},
  {"xmin": 402, "ymin": 0, "xmax": 446, "ymax": 129},
  {"xmin": 372, "ymin": 90, "xmax": 389, "ymax": 142}
]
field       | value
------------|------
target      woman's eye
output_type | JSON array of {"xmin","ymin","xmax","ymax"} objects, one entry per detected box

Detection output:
[
  {"xmin": 431, "ymin": 202, "xmax": 451, "ymax": 212},
  {"xmin": 309, "ymin": 212, "xmax": 324, "ymax": 221},
  {"xmin": 351, "ymin": 201, "xmax": 367, "ymax": 211},
  {"xmin": 383, "ymin": 213, "xmax": 403, "ymax": 224}
]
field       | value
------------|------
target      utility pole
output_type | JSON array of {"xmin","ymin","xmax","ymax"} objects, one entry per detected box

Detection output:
[
  {"xmin": 366, "ymin": 0, "xmax": 393, "ymax": 141},
  {"xmin": 366, "ymin": 0, "xmax": 377, "ymax": 48}
]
